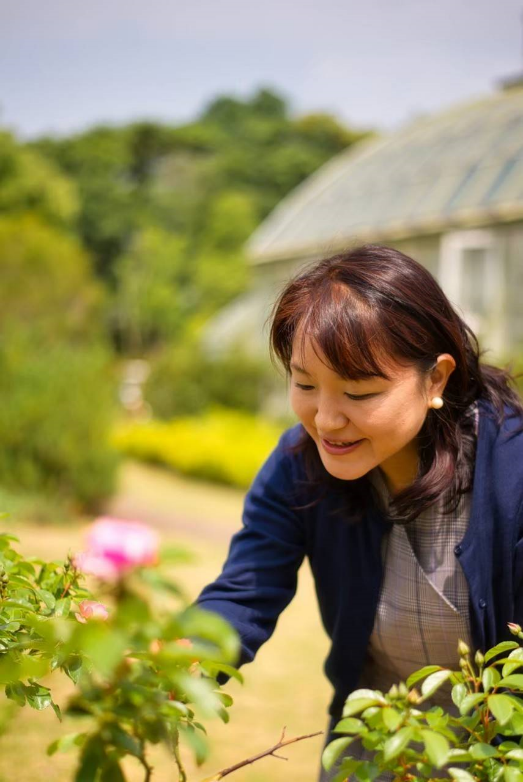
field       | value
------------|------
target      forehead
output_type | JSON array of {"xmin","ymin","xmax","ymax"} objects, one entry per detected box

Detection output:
[{"xmin": 291, "ymin": 329, "xmax": 417, "ymax": 382}]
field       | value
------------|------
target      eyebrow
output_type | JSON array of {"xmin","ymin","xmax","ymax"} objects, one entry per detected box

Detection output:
[{"xmin": 290, "ymin": 362, "xmax": 310, "ymax": 375}]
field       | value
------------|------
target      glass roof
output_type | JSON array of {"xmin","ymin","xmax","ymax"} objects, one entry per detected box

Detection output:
[{"xmin": 248, "ymin": 87, "xmax": 523, "ymax": 264}]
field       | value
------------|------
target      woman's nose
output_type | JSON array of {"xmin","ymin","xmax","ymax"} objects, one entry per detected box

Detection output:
[{"xmin": 314, "ymin": 401, "xmax": 349, "ymax": 433}]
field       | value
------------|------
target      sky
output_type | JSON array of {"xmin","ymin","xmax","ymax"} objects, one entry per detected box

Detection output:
[{"xmin": 2, "ymin": 0, "xmax": 522, "ymax": 139}]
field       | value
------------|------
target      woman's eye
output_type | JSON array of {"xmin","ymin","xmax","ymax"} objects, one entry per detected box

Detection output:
[
  {"xmin": 345, "ymin": 393, "xmax": 376, "ymax": 401},
  {"xmin": 294, "ymin": 383, "xmax": 315, "ymax": 391}
]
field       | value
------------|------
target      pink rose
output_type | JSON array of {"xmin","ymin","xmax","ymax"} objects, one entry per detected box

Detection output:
[
  {"xmin": 75, "ymin": 517, "xmax": 159, "ymax": 580},
  {"xmin": 74, "ymin": 551, "xmax": 120, "ymax": 581},
  {"xmin": 75, "ymin": 600, "xmax": 109, "ymax": 623}
]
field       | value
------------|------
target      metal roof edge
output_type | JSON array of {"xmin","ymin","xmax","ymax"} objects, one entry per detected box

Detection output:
[{"xmin": 248, "ymin": 203, "xmax": 523, "ymax": 266}]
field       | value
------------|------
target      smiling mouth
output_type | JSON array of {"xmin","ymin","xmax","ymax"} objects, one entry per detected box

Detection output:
[{"xmin": 324, "ymin": 438, "xmax": 362, "ymax": 446}]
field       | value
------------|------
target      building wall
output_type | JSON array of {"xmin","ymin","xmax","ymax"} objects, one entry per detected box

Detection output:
[{"xmin": 504, "ymin": 221, "xmax": 523, "ymax": 354}]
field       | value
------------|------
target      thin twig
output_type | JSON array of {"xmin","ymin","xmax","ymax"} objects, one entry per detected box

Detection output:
[
  {"xmin": 138, "ymin": 754, "xmax": 154, "ymax": 782},
  {"xmin": 171, "ymin": 726, "xmax": 187, "ymax": 782},
  {"xmin": 207, "ymin": 727, "xmax": 324, "ymax": 779}
]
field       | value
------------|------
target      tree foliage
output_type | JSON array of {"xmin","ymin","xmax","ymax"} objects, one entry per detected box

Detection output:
[{"xmin": 29, "ymin": 87, "xmax": 370, "ymax": 353}]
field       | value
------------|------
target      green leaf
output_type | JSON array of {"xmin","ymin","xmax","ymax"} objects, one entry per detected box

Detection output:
[
  {"xmin": 485, "ymin": 642, "xmax": 519, "ymax": 663},
  {"xmin": 460, "ymin": 693, "xmax": 486, "ymax": 715},
  {"xmin": 355, "ymin": 761, "xmax": 379, "ymax": 782},
  {"xmin": 63, "ymin": 654, "xmax": 83, "ymax": 684},
  {"xmin": 446, "ymin": 749, "xmax": 472, "ymax": 763},
  {"xmin": 489, "ymin": 694, "xmax": 515, "ymax": 725},
  {"xmin": 51, "ymin": 700, "xmax": 62, "ymax": 722},
  {"xmin": 47, "ymin": 733, "xmax": 87, "ymax": 756},
  {"xmin": 382, "ymin": 727, "xmax": 414, "ymax": 762},
  {"xmin": 343, "ymin": 698, "xmax": 383, "ymax": 717},
  {"xmin": 502, "ymin": 648, "xmax": 523, "ymax": 677},
  {"xmin": 421, "ymin": 730, "xmax": 450, "ymax": 768},
  {"xmin": 420, "ymin": 669, "xmax": 452, "ymax": 699},
  {"xmin": 179, "ymin": 724, "xmax": 209, "ymax": 766},
  {"xmin": 25, "ymin": 683, "xmax": 52, "ymax": 710},
  {"xmin": 382, "ymin": 707, "xmax": 402, "ymax": 732},
  {"xmin": 506, "ymin": 712, "xmax": 523, "ymax": 733},
  {"xmin": 322, "ymin": 737, "xmax": 354, "ymax": 772},
  {"xmin": 332, "ymin": 717, "xmax": 366, "ymax": 735},
  {"xmin": 74, "ymin": 739, "xmax": 103, "ymax": 782},
  {"xmin": 498, "ymin": 742, "xmax": 519, "ymax": 751},
  {"xmin": 214, "ymin": 692, "xmax": 233, "ymax": 707},
  {"xmin": 448, "ymin": 768, "xmax": 477, "ymax": 782},
  {"xmin": 109, "ymin": 724, "xmax": 141, "ymax": 757},
  {"xmin": 406, "ymin": 665, "xmax": 443, "ymax": 688},
  {"xmin": 499, "ymin": 675, "xmax": 523, "ymax": 689},
  {"xmin": 179, "ymin": 606, "xmax": 240, "ymax": 663},
  {"xmin": 469, "ymin": 743, "xmax": 499, "ymax": 759},
  {"xmin": 347, "ymin": 688, "xmax": 386, "ymax": 702},
  {"xmin": 100, "ymin": 763, "xmax": 125, "ymax": 782},
  {"xmin": 506, "ymin": 750, "xmax": 523, "ymax": 761},
  {"xmin": 54, "ymin": 597, "xmax": 71, "ymax": 617},
  {"xmin": 37, "ymin": 589, "xmax": 56, "ymax": 610},
  {"xmin": 199, "ymin": 661, "xmax": 244, "ymax": 684},
  {"xmin": 483, "ymin": 667, "xmax": 501, "ymax": 692},
  {"xmin": 452, "ymin": 682, "xmax": 468, "ymax": 707},
  {"xmin": 505, "ymin": 768, "xmax": 523, "ymax": 782},
  {"xmin": 5, "ymin": 681, "xmax": 26, "ymax": 706}
]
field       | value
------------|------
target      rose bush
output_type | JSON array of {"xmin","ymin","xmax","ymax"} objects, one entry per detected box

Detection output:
[{"xmin": 0, "ymin": 518, "xmax": 241, "ymax": 781}]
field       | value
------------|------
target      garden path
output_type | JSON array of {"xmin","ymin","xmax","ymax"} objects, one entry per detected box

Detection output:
[{"xmin": 102, "ymin": 459, "xmax": 246, "ymax": 543}]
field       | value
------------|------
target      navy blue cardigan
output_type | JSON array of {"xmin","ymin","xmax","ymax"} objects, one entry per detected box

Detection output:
[{"xmin": 197, "ymin": 400, "xmax": 523, "ymax": 719}]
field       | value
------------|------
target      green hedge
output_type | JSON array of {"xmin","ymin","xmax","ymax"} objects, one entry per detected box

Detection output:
[
  {"xmin": 112, "ymin": 408, "xmax": 285, "ymax": 488},
  {"xmin": 0, "ymin": 331, "xmax": 120, "ymax": 509},
  {"xmin": 144, "ymin": 343, "xmax": 275, "ymax": 419}
]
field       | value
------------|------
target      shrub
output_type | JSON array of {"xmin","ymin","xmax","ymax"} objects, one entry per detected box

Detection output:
[
  {"xmin": 144, "ymin": 343, "xmax": 274, "ymax": 419},
  {"xmin": 323, "ymin": 631, "xmax": 523, "ymax": 782},
  {"xmin": 0, "ymin": 330, "xmax": 120, "ymax": 508},
  {"xmin": 112, "ymin": 408, "xmax": 283, "ymax": 488},
  {"xmin": 0, "ymin": 521, "xmax": 240, "ymax": 781}
]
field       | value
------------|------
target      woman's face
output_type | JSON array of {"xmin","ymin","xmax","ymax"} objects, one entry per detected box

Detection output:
[{"xmin": 289, "ymin": 332, "xmax": 454, "ymax": 494}]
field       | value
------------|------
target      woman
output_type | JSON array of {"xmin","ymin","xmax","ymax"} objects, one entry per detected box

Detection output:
[{"xmin": 196, "ymin": 244, "xmax": 523, "ymax": 781}]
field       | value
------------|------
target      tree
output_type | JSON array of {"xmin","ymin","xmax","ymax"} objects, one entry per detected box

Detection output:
[{"xmin": 0, "ymin": 131, "xmax": 79, "ymax": 226}]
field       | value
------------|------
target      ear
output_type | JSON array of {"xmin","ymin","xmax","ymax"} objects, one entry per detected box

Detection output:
[{"xmin": 427, "ymin": 354, "xmax": 456, "ymax": 398}]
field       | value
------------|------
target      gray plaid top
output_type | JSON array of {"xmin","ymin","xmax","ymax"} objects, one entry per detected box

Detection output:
[
  {"xmin": 319, "ymin": 404, "xmax": 480, "ymax": 781},
  {"xmin": 360, "ymin": 402, "xmax": 480, "ymax": 700}
]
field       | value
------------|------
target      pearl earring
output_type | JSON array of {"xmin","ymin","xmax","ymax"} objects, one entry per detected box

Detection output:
[{"xmin": 430, "ymin": 396, "xmax": 444, "ymax": 409}]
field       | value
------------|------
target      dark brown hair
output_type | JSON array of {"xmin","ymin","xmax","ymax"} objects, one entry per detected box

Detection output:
[{"xmin": 269, "ymin": 244, "xmax": 523, "ymax": 523}]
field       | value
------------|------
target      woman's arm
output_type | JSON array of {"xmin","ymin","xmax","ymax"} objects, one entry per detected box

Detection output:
[{"xmin": 195, "ymin": 428, "xmax": 307, "ymax": 670}]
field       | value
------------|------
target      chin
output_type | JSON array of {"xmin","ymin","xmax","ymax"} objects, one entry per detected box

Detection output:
[{"xmin": 320, "ymin": 457, "xmax": 371, "ymax": 482}]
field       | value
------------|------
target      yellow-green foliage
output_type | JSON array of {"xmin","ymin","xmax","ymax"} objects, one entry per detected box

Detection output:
[{"xmin": 112, "ymin": 409, "xmax": 285, "ymax": 488}]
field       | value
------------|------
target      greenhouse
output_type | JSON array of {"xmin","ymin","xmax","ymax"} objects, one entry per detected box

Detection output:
[{"xmin": 207, "ymin": 83, "xmax": 523, "ymax": 360}]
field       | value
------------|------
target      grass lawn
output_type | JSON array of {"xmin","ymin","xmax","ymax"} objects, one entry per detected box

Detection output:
[{"xmin": 0, "ymin": 461, "xmax": 331, "ymax": 782}]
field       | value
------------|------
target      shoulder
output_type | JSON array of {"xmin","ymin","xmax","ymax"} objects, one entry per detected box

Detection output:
[
  {"xmin": 477, "ymin": 399, "xmax": 523, "ymax": 516},
  {"xmin": 247, "ymin": 423, "xmax": 310, "ymax": 501},
  {"xmin": 477, "ymin": 399, "xmax": 523, "ymax": 450}
]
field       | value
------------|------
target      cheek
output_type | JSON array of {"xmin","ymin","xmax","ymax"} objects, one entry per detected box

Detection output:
[{"xmin": 289, "ymin": 389, "xmax": 312, "ymax": 423}]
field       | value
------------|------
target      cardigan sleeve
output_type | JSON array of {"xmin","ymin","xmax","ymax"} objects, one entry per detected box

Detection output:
[
  {"xmin": 513, "ymin": 494, "xmax": 523, "ymax": 625},
  {"xmin": 195, "ymin": 427, "xmax": 307, "ymax": 670}
]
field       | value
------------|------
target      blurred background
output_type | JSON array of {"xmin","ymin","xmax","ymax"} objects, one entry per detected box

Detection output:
[{"xmin": 1, "ymin": 1, "xmax": 523, "ymax": 779}]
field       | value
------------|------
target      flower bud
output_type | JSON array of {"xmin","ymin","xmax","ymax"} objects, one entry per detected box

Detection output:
[
  {"xmin": 459, "ymin": 658, "xmax": 468, "ymax": 669},
  {"xmin": 475, "ymin": 650, "xmax": 484, "ymax": 666},
  {"xmin": 458, "ymin": 640, "xmax": 470, "ymax": 657},
  {"xmin": 508, "ymin": 623, "xmax": 522, "ymax": 636},
  {"xmin": 388, "ymin": 684, "xmax": 399, "ymax": 699},
  {"xmin": 398, "ymin": 682, "xmax": 408, "ymax": 697},
  {"xmin": 75, "ymin": 600, "xmax": 109, "ymax": 623},
  {"xmin": 407, "ymin": 688, "xmax": 420, "ymax": 704}
]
